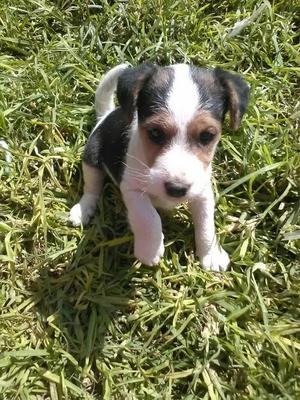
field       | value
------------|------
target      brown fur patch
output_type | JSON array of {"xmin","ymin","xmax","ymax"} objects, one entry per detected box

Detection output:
[
  {"xmin": 139, "ymin": 127, "xmax": 164, "ymax": 167},
  {"xmin": 139, "ymin": 111, "xmax": 177, "ymax": 167},
  {"xmin": 139, "ymin": 110, "xmax": 222, "ymax": 169},
  {"xmin": 225, "ymin": 80, "xmax": 241, "ymax": 130},
  {"xmin": 187, "ymin": 111, "xmax": 222, "ymax": 166}
]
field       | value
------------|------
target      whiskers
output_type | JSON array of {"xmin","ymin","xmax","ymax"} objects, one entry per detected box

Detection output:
[
  {"xmin": 122, "ymin": 161, "xmax": 150, "ymax": 187},
  {"xmin": 126, "ymin": 153, "xmax": 150, "ymax": 170},
  {"xmin": 122, "ymin": 154, "xmax": 152, "ymax": 193}
]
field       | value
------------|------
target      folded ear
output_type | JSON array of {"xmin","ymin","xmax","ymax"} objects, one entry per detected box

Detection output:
[
  {"xmin": 215, "ymin": 68, "xmax": 250, "ymax": 131},
  {"xmin": 117, "ymin": 63, "xmax": 157, "ymax": 121}
]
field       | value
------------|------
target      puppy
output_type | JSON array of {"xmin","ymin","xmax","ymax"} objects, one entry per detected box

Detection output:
[{"xmin": 70, "ymin": 63, "xmax": 249, "ymax": 271}]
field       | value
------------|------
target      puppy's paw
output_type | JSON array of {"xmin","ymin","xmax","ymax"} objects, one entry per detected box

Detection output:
[
  {"xmin": 69, "ymin": 203, "xmax": 84, "ymax": 226},
  {"xmin": 134, "ymin": 234, "xmax": 164, "ymax": 266},
  {"xmin": 198, "ymin": 244, "xmax": 230, "ymax": 272},
  {"xmin": 69, "ymin": 194, "xmax": 98, "ymax": 226}
]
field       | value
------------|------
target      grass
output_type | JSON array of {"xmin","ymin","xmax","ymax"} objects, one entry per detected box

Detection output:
[{"xmin": 0, "ymin": 0, "xmax": 299, "ymax": 398}]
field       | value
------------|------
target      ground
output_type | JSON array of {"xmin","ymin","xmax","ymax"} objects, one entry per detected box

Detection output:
[{"xmin": 0, "ymin": 0, "xmax": 299, "ymax": 399}]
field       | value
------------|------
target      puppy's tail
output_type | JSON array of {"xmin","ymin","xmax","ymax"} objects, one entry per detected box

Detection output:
[{"xmin": 95, "ymin": 63, "xmax": 129, "ymax": 120}]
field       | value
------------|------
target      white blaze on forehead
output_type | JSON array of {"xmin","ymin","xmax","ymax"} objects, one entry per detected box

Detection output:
[{"xmin": 167, "ymin": 64, "xmax": 200, "ymax": 127}]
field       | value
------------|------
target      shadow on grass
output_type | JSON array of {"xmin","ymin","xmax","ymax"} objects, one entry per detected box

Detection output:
[
  {"xmin": 29, "ymin": 182, "xmax": 138, "ymax": 393},
  {"xmin": 29, "ymin": 181, "xmax": 195, "ymax": 394}
]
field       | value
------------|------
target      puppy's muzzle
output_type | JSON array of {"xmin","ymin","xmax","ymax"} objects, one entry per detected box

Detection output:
[{"xmin": 164, "ymin": 181, "xmax": 191, "ymax": 198}]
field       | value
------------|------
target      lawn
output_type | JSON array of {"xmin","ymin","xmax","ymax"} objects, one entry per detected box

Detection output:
[{"xmin": 0, "ymin": 0, "xmax": 299, "ymax": 398}]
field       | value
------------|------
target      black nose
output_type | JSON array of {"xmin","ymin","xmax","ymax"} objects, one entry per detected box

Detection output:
[{"xmin": 164, "ymin": 181, "xmax": 190, "ymax": 198}]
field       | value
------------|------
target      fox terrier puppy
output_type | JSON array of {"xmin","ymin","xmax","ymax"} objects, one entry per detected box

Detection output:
[{"xmin": 70, "ymin": 63, "xmax": 249, "ymax": 271}]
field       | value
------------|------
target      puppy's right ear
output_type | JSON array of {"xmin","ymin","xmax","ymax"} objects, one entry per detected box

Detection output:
[
  {"xmin": 215, "ymin": 68, "xmax": 250, "ymax": 131},
  {"xmin": 117, "ymin": 64, "xmax": 156, "ymax": 121}
]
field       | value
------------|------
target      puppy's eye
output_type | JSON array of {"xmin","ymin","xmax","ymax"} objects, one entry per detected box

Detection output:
[
  {"xmin": 197, "ymin": 131, "xmax": 215, "ymax": 146},
  {"xmin": 147, "ymin": 128, "xmax": 166, "ymax": 145}
]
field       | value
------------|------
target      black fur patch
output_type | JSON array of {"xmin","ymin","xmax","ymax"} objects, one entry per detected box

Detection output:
[
  {"xmin": 83, "ymin": 108, "xmax": 130, "ymax": 182},
  {"xmin": 214, "ymin": 68, "xmax": 250, "ymax": 130},
  {"xmin": 116, "ymin": 64, "xmax": 157, "ymax": 122},
  {"xmin": 190, "ymin": 66, "xmax": 228, "ymax": 121},
  {"xmin": 190, "ymin": 66, "xmax": 249, "ymax": 129},
  {"xmin": 137, "ymin": 67, "xmax": 175, "ymax": 121}
]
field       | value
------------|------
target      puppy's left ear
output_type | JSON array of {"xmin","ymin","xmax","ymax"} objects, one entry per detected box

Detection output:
[
  {"xmin": 215, "ymin": 68, "xmax": 250, "ymax": 131},
  {"xmin": 117, "ymin": 63, "xmax": 157, "ymax": 121}
]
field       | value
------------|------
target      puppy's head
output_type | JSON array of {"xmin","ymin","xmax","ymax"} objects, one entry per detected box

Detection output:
[{"xmin": 117, "ymin": 64, "xmax": 249, "ymax": 206}]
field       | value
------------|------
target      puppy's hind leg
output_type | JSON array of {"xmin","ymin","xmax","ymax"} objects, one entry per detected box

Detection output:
[{"xmin": 69, "ymin": 162, "xmax": 104, "ymax": 226}]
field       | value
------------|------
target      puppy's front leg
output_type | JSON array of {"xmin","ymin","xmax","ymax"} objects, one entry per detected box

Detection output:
[
  {"xmin": 190, "ymin": 184, "xmax": 229, "ymax": 271},
  {"xmin": 121, "ymin": 186, "xmax": 164, "ymax": 266}
]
